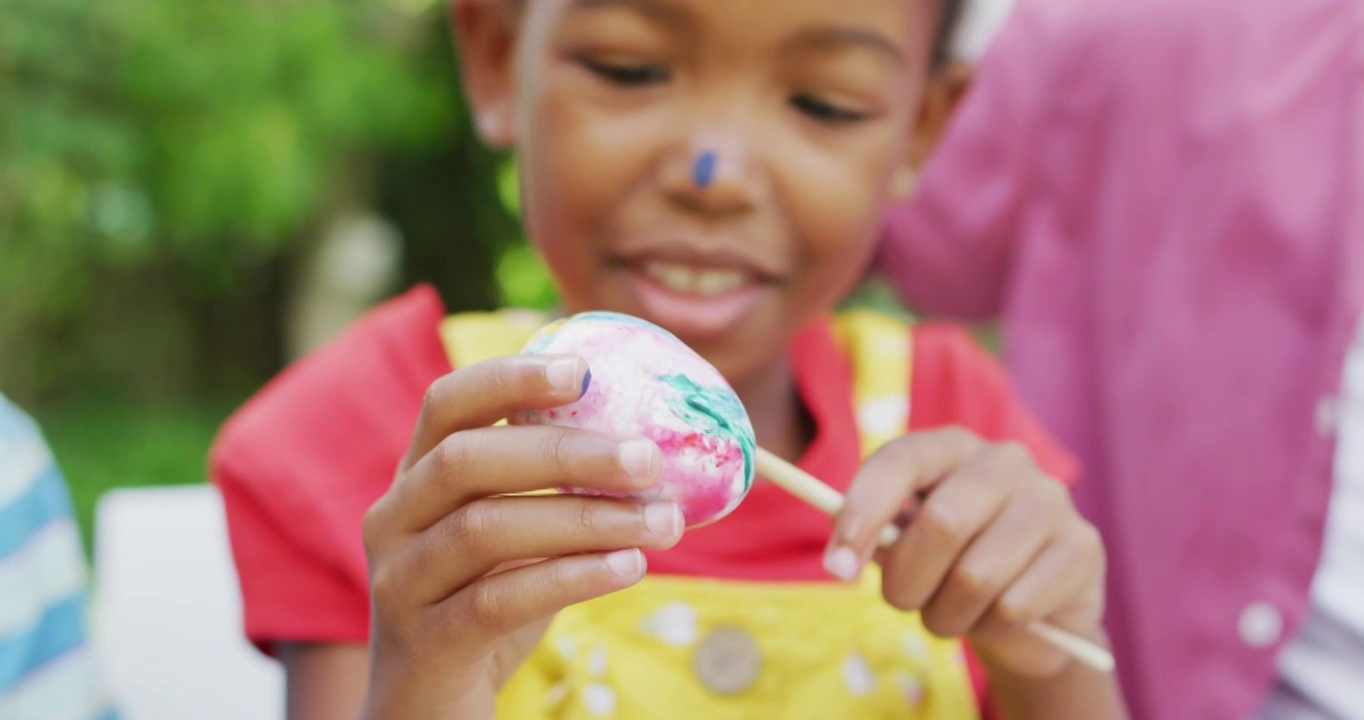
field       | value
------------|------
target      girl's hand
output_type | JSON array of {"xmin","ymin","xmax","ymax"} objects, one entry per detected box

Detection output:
[
  {"xmin": 825, "ymin": 427, "xmax": 1107, "ymax": 679},
  {"xmin": 360, "ymin": 355, "xmax": 685, "ymax": 720}
]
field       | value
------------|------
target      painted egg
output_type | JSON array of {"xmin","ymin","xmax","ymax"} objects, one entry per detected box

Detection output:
[{"xmin": 511, "ymin": 312, "xmax": 756, "ymax": 528}]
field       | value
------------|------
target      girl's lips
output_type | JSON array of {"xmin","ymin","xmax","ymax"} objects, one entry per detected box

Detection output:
[{"xmin": 624, "ymin": 267, "xmax": 766, "ymax": 342}]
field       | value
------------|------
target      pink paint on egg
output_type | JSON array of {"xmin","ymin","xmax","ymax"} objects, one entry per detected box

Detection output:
[{"xmin": 511, "ymin": 312, "xmax": 756, "ymax": 527}]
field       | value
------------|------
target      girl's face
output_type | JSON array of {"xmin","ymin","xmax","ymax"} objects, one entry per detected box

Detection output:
[{"xmin": 458, "ymin": 0, "xmax": 937, "ymax": 386}]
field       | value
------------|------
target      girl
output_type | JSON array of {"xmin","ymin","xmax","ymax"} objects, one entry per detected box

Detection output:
[{"xmin": 211, "ymin": 1, "xmax": 1126, "ymax": 717}]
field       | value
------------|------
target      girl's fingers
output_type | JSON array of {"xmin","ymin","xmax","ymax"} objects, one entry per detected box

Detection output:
[
  {"xmin": 383, "ymin": 495, "xmax": 683, "ymax": 605},
  {"xmin": 829, "ymin": 427, "xmax": 987, "ymax": 566},
  {"xmin": 433, "ymin": 550, "xmax": 649, "ymax": 647},
  {"xmin": 917, "ymin": 480, "xmax": 1065, "ymax": 638},
  {"xmin": 375, "ymin": 425, "xmax": 660, "ymax": 534},
  {"xmin": 970, "ymin": 522, "xmax": 1106, "ymax": 653},
  {"xmin": 875, "ymin": 454, "xmax": 1013, "ymax": 613},
  {"xmin": 953, "ymin": 524, "xmax": 1105, "ymax": 679},
  {"xmin": 402, "ymin": 354, "xmax": 591, "ymax": 472}
]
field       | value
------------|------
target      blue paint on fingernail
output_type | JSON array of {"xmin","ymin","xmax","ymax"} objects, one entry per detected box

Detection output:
[
  {"xmin": 693, "ymin": 150, "xmax": 717, "ymax": 188},
  {"xmin": 580, "ymin": 368, "xmax": 592, "ymax": 397}
]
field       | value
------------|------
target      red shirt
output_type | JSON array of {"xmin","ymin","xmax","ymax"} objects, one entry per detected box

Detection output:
[{"xmin": 211, "ymin": 285, "xmax": 1077, "ymax": 708}]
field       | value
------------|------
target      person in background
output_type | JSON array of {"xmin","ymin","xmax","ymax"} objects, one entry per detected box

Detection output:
[
  {"xmin": 0, "ymin": 394, "xmax": 119, "ymax": 719},
  {"xmin": 876, "ymin": 0, "xmax": 1364, "ymax": 717}
]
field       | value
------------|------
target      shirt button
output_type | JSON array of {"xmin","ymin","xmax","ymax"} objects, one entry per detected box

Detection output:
[
  {"xmin": 693, "ymin": 626, "xmax": 762, "ymax": 695},
  {"xmin": 1316, "ymin": 396, "xmax": 1340, "ymax": 436},
  {"xmin": 1238, "ymin": 601, "xmax": 1284, "ymax": 648}
]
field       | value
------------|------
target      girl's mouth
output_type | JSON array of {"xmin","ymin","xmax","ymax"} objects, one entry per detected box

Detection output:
[
  {"xmin": 623, "ymin": 259, "xmax": 769, "ymax": 342},
  {"xmin": 641, "ymin": 261, "xmax": 750, "ymax": 297}
]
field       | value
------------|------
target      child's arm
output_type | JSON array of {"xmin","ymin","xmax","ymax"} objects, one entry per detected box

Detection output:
[
  {"xmin": 359, "ymin": 354, "xmax": 684, "ymax": 720},
  {"xmin": 826, "ymin": 428, "xmax": 1125, "ymax": 719},
  {"xmin": 277, "ymin": 644, "xmax": 369, "ymax": 720},
  {"xmin": 983, "ymin": 657, "xmax": 1126, "ymax": 720}
]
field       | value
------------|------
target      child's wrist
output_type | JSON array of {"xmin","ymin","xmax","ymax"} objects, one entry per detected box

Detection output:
[
  {"xmin": 363, "ymin": 660, "xmax": 494, "ymax": 720},
  {"xmin": 977, "ymin": 626, "xmax": 1124, "ymax": 720}
]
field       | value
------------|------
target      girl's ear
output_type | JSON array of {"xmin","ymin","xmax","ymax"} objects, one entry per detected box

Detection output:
[
  {"xmin": 452, "ymin": 0, "xmax": 523, "ymax": 148},
  {"xmin": 890, "ymin": 61, "xmax": 975, "ymax": 202},
  {"xmin": 908, "ymin": 60, "xmax": 976, "ymax": 171}
]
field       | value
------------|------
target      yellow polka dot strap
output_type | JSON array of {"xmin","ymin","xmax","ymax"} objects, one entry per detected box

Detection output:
[
  {"xmin": 830, "ymin": 308, "xmax": 913, "ymax": 457},
  {"xmin": 439, "ymin": 309, "xmax": 549, "ymax": 370},
  {"xmin": 499, "ymin": 571, "xmax": 976, "ymax": 719}
]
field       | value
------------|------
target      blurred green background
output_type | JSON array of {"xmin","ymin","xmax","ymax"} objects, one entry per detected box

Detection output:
[
  {"xmin": 2, "ymin": 0, "xmax": 914, "ymax": 552},
  {"xmin": 1, "ymin": 0, "xmax": 561, "ymax": 550}
]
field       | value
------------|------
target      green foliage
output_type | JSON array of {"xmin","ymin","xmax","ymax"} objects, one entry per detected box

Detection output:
[
  {"xmin": 0, "ymin": 0, "xmax": 518, "ymax": 403},
  {"xmin": 2, "ymin": 0, "xmax": 546, "ymax": 539},
  {"xmin": 496, "ymin": 242, "xmax": 558, "ymax": 309},
  {"xmin": 1, "ymin": 0, "xmax": 460, "ymax": 295},
  {"xmin": 493, "ymin": 157, "xmax": 558, "ymax": 309},
  {"xmin": 34, "ymin": 397, "xmax": 235, "ymax": 555}
]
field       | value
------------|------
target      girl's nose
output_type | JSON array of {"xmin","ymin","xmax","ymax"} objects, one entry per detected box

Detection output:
[{"xmin": 660, "ymin": 131, "xmax": 761, "ymax": 217}]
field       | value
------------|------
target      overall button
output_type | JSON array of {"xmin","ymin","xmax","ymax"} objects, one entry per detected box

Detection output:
[
  {"xmin": 1238, "ymin": 601, "xmax": 1283, "ymax": 649},
  {"xmin": 693, "ymin": 626, "xmax": 762, "ymax": 695}
]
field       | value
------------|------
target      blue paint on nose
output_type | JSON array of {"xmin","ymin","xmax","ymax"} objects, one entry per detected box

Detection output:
[{"xmin": 693, "ymin": 150, "xmax": 717, "ymax": 189}]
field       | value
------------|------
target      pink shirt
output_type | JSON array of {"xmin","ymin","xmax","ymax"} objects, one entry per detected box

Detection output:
[{"xmin": 877, "ymin": 0, "xmax": 1364, "ymax": 718}]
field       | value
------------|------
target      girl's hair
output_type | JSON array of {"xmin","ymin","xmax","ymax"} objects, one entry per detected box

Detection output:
[{"xmin": 932, "ymin": 0, "xmax": 968, "ymax": 69}]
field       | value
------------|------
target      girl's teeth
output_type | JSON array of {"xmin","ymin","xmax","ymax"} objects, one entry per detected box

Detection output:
[
  {"xmin": 696, "ymin": 269, "xmax": 743, "ymax": 296},
  {"xmin": 649, "ymin": 262, "xmax": 697, "ymax": 292},
  {"xmin": 644, "ymin": 262, "xmax": 746, "ymax": 296}
]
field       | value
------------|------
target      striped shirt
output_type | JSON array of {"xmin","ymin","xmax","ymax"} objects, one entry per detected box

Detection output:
[{"xmin": 0, "ymin": 395, "xmax": 117, "ymax": 720}]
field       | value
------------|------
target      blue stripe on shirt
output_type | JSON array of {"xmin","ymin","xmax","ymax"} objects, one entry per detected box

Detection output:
[
  {"xmin": 0, "ymin": 465, "xmax": 73, "ymax": 560},
  {"xmin": 0, "ymin": 396, "xmax": 115, "ymax": 718},
  {"xmin": 0, "ymin": 592, "xmax": 89, "ymax": 691}
]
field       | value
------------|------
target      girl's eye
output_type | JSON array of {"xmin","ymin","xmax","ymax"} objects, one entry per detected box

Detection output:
[
  {"xmin": 578, "ymin": 57, "xmax": 670, "ymax": 86},
  {"xmin": 791, "ymin": 94, "xmax": 870, "ymax": 124}
]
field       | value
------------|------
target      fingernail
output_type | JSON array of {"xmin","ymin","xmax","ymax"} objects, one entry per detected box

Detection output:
[
  {"xmin": 644, "ymin": 502, "xmax": 683, "ymax": 538},
  {"xmin": 618, "ymin": 440, "xmax": 657, "ymax": 481},
  {"xmin": 823, "ymin": 545, "xmax": 862, "ymax": 581},
  {"xmin": 581, "ymin": 368, "xmax": 593, "ymax": 398},
  {"xmin": 605, "ymin": 548, "xmax": 645, "ymax": 578},
  {"xmin": 547, "ymin": 357, "xmax": 582, "ymax": 393}
]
